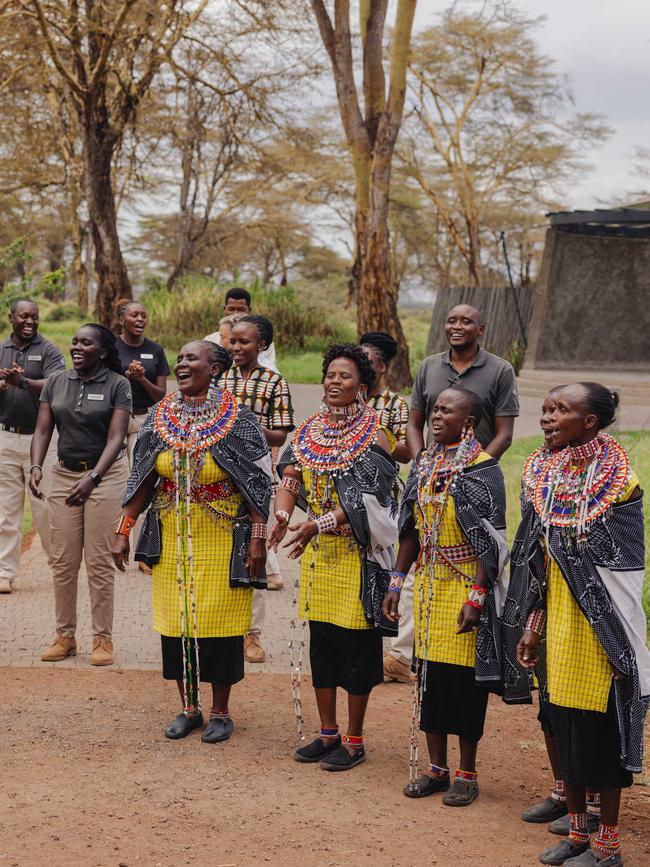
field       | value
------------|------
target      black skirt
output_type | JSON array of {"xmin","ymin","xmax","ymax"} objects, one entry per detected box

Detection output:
[
  {"xmin": 160, "ymin": 635, "xmax": 244, "ymax": 685},
  {"xmin": 418, "ymin": 660, "xmax": 490, "ymax": 743},
  {"xmin": 309, "ymin": 620, "xmax": 383, "ymax": 696},
  {"xmin": 537, "ymin": 691, "xmax": 553, "ymax": 736},
  {"xmin": 548, "ymin": 689, "xmax": 633, "ymax": 789}
]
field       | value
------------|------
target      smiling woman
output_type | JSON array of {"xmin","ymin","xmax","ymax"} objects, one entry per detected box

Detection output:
[
  {"xmin": 30, "ymin": 324, "xmax": 132, "ymax": 667},
  {"xmin": 112, "ymin": 340, "xmax": 273, "ymax": 744},
  {"xmin": 269, "ymin": 343, "xmax": 398, "ymax": 772}
]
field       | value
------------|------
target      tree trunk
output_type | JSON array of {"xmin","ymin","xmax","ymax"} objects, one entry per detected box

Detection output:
[
  {"xmin": 466, "ymin": 218, "xmax": 483, "ymax": 288},
  {"xmin": 84, "ymin": 112, "xmax": 131, "ymax": 328}
]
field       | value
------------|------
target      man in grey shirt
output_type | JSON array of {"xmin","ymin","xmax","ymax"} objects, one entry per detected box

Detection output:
[
  {"xmin": 0, "ymin": 299, "xmax": 65, "ymax": 592},
  {"xmin": 384, "ymin": 303, "xmax": 519, "ymax": 683},
  {"xmin": 407, "ymin": 304, "xmax": 519, "ymax": 458}
]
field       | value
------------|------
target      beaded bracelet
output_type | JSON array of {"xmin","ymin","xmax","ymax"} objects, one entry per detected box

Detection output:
[
  {"xmin": 114, "ymin": 515, "xmax": 136, "ymax": 537},
  {"xmin": 466, "ymin": 583, "xmax": 487, "ymax": 610},
  {"xmin": 280, "ymin": 476, "xmax": 301, "ymax": 496},
  {"xmin": 388, "ymin": 569, "xmax": 406, "ymax": 592},
  {"xmin": 275, "ymin": 510, "xmax": 290, "ymax": 525},
  {"xmin": 315, "ymin": 511, "xmax": 338, "ymax": 535},
  {"xmin": 251, "ymin": 523, "xmax": 268, "ymax": 540},
  {"xmin": 526, "ymin": 608, "xmax": 547, "ymax": 635}
]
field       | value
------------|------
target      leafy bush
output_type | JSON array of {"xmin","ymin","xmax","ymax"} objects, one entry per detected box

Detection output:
[
  {"xmin": 142, "ymin": 274, "xmax": 355, "ymax": 355},
  {"xmin": 46, "ymin": 302, "xmax": 82, "ymax": 322}
]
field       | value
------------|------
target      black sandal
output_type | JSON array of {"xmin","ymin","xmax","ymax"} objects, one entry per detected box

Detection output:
[
  {"xmin": 442, "ymin": 777, "xmax": 479, "ymax": 806},
  {"xmin": 403, "ymin": 773, "xmax": 450, "ymax": 798},
  {"xmin": 164, "ymin": 712, "xmax": 203, "ymax": 740},
  {"xmin": 320, "ymin": 744, "xmax": 366, "ymax": 771},
  {"xmin": 294, "ymin": 735, "xmax": 341, "ymax": 763}
]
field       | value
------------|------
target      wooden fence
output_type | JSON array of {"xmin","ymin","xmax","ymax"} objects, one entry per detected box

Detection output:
[{"xmin": 425, "ymin": 285, "xmax": 535, "ymax": 360}]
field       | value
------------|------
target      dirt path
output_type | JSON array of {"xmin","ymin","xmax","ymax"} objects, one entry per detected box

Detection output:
[{"xmin": 1, "ymin": 669, "xmax": 648, "ymax": 867}]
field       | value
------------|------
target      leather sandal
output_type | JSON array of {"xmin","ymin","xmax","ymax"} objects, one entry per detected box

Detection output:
[
  {"xmin": 201, "ymin": 716, "xmax": 233, "ymax": 743},
  {"xmin": 294, "ymin": 735, "xmax": 341, "ymax": 763},
  {"xmin": 320, "ymin": 744, "xmax": 366, "ymax": 771},
  {"xmin": 442, "ymin": 778, "xmax": 479, "ymax": 806},
  {"xmin": 404, "ymin": 773, "xmax": 450, "ymax": 798},
  {"xmin": 164, "ymin": 712, "xmax": 203, "ymax": 740},
  {"xmin": 523, "ymin": 796, "xmax": 569, "ymax": 824},
  {"xmin": 540, "ymin": 840, "xmax": 591, "ymax": 865}
]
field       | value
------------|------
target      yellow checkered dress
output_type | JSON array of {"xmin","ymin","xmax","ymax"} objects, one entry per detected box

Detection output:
[
  {"xmin": 413, "ymin": 452, "xmax": 491, "ymax": 666},
  {"xmin": 298, "ymin": 468, "xmax": 368, "ymax": 630},
  {"xmin": 545, "ymin": 471, "xmax": 640, "ymax": 712},
  {"xmin": 152, "ymin": 450, "xmax": 253, "ymax": 638}
]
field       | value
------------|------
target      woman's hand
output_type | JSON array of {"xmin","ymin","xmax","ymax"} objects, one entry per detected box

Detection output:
[
  {"xmin": 268, "ymin": 515, "xmax": 289, "ymax": 552},
  {"xmin": 29, "ymin": 466, "xmax": 44, "ymax": 499},
  {"xmin": 456, "ymin": 603, "xmax": 482, "ymax": 634},
  {"xmin": 516, "ymin": 628, "xmax": 542, "ymax": 669},
  {"xmin": 382, "ymin": 590, "xmax": 401, "ymax": 622},
  {"xmin": 126, "ymin": 361, "xmax": 146, "ymax": 381},
  {"xmin": 112, "ymin": 535, "xmax": 130, "ymax": 572},
  {"xmin": 283, "ymin": 520, "xmax": 319, "ymax": 560},
  {"xmin": 247, "ymin": 537, "xmax": 267, "ymax": 578},
  {"xmin": 65, "ymin": 475, "xmax": 95, "ymax": 507}
]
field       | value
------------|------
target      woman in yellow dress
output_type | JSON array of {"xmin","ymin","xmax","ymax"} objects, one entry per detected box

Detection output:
[
  {"xmin": 269, "ymin": 344, "xmax": 398, "ymax": 772},
  {"xmin": 112, "ymin": 341, "xmax": 272, "ymax": 743},
  {"xmin": 505, "ymin": 383, "xmax": 650, "ymax": 867},
  {"xmin": 383, "ymin": 387, "xmax": 508, "ymax": 806}
]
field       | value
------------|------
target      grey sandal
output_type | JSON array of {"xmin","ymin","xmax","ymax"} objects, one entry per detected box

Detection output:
[{"xmin": 442, "ymin": 778, "xmax": 479, "ymax": 806}]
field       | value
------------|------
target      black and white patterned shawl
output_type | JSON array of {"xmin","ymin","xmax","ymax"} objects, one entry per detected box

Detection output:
[
  {"xmin": 277, "ymin": 441, "xmax": 399, "ymax": 636},
  {"xmin": 399, "ymin": 454, "xmax": 509, "ymax": 687},
  {"xmin": 123, "ymin": 402, "xmax": 273, "ymax": 589},
  {"xmin": 501, "ymin": 494, "xmax": 650, "ymax": 773}
]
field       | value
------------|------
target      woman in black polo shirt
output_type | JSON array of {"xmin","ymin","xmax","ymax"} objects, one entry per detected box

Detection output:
[
  {"xmin": 115, "ymin": 300, "xmax": 169, "ymax": 465},
  {"xmin": 29, "ymin": 324, "xmax": 132, "ymax": 667}
]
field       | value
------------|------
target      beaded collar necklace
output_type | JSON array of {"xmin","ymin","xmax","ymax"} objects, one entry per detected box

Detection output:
[
  {"xmin": 416, "ymin": 437, "xmax": 481, "ymax": 539},
  {"xmin": 153, "ymin": 385, "xmax": 238, "ymax": 454},
  {"xmin": 292, "ymin": 399, "xmax": 379, "ymax": 474},
  {"xmin": 534, "ymin": 432, "xmax": 630, "ymax": 539},
  {"xmin": 521, "ymin": 444, "xmax": 553, "ymax": 504}
]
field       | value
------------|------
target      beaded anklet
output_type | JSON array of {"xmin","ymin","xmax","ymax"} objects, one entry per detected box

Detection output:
[
  {"xmin": 455, "ymin": 769, "xmax": 478, "ymax": 782},
  {"xmin": 342, "ymin": 734, "xmax": 363, "ymax": 749},
  {"xmin": 320, "ymin": 726, "xmax": 339, "ymax": 738},
  {"xmin": 568, "ymin": 812, "xmax": 590, "ymax": 844},
  {"xmin": 210, "ymin": 709, "xmax": 230, "ymax": 720},
  {"xmin": 551, "ymin": 779, "xmax": 566, "ymax": 802},
  {"xmin": 594, "ymin": 823, "xmax": 620, "ymax": 856},
  {"xmin": 430, "ymin": 763, "xmax": 449, "ymax": 777}
]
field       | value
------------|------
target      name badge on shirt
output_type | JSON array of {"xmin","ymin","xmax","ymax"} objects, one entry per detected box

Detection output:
[
  {"xmin": 140, "ymin": 353, "xmax": 154, "ymax": 359},
  {"xmin": 27, "ymin": 355, "xmax": 42, "ymax": 361},
  {"xmin": 87, "ymin": 393, "xmax": 105, "ymax": 401}
]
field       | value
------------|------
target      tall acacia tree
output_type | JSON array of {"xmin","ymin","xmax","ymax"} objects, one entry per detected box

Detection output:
[
  {"xmin": 15, "ymin": 0, "xmax": 210, "ymax": 326},
  {"xmin": 310, "ymin": 0, "xmax": 417, "ymax": 386}
]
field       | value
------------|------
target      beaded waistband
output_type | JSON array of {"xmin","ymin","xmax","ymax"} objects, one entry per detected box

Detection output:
[{"xmin": 158, "ymin": 477, "xmax": 237, "ymax": 505}]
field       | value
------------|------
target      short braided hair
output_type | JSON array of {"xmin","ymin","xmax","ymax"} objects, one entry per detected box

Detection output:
[
  {"xmin": 82, "ymin": 323, "xmax": 123, "ymax": 375},
  {"xmin": 321, "ymin": 343, "xmax": 374, "ymax": 388},
  {"xmin": 239, "ymin": 314, "xmax": 273, "ymax": 349},
  {"xmin": 202, "ymin": 339, "xmax": 233, "ymax": 374}
]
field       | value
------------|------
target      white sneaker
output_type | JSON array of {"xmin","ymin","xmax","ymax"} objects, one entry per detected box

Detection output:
[{"xmin": 0, "ymin": 577, "xmax": 13, "ymax": 593}]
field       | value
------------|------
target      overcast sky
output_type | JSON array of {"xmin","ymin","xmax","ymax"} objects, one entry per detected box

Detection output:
[{"xmin": 414, "ymin": 0, "xmax": 650, "ymax": 209}]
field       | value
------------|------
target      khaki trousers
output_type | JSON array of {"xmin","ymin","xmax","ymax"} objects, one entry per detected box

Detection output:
[
  {"xmin": 0, "ymin": 428, "xmax": 54, "ymax": 582},
  {"xmin": 126, "ymin": 412, "xmax": 147, "ymax": 468},
  {"xmin": 48, "ymin": 456, "xmax": 129, "ymax": 639},
  {"xmin": 388, "ymin": 568, "xmax": 415, "ymax": 664}
]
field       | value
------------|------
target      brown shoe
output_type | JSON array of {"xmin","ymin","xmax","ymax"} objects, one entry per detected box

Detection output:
[
  {"xmin": 383, "ymin": 653, "xmax": 413, "ymax": 683},
  {"xmin": 91, "ymin": 637, "xmax": 114, "ymax": 666},
  {"xmin": 0, "ymin": 577, "xmax": 13, "ymax": 593},
  {"xmin": 266, "ymin": 573, "xmax": 284, "ymax": 590},
  {"xmin": 41, "ymin": 635, "xmax": 77, "ymax": 662},
  {"xmin": 244, "ymin": 633, "xmax": 266, "ymax": 663}
]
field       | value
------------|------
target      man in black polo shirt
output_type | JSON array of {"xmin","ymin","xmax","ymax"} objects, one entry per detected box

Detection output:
[
  {"xmin": 384, "ymin": 303, "xmax": 519, "ymax": 683},
  {"xmin": 0, "ymin": 299, "xmax": 65, "ymax": 593}
]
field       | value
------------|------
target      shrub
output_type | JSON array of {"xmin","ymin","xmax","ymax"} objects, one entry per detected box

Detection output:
[
  {"xmin": 142, "ymin": 275, "xmax": 354, "ymax": 355},
  {"xmin": 46, "ymin": 302, "xmax": 82, "ymax": 322}
]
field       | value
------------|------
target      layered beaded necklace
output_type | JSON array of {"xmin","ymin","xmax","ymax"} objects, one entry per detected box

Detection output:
[
  {"xmin": 292, "ymin": 398, "xmax": 379, "ymax": 475},
  {"xmin": 522, "ymin": 444, "xmax": 553, "ymax": 504},
  {"xmin": 153, "ymin": 383, "xmax": 238, "ymax": 455},
  {"xmin": 534, "ymin": 432, "xmax": 630, "ymax": 542}
]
